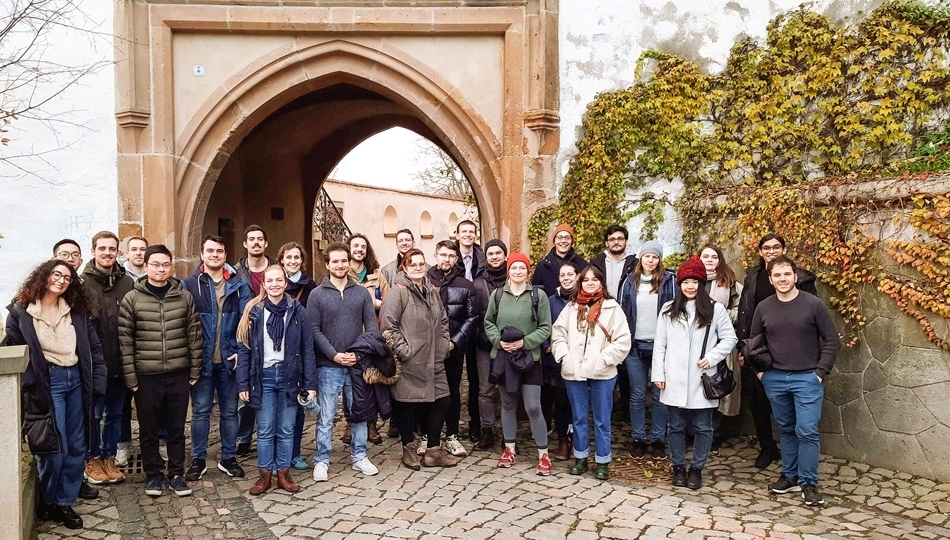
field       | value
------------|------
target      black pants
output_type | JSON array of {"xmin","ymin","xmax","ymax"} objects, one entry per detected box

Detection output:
[
  {"xmin": 443, "ymin": 352, "xmax": 464, "ymax": 437},
  {"xmin": 540, "ymin": 384, "xmax": 572, "ymax": 438},
  {"xmin": 465, "ymin": 344, "xmax": 480, "ymax": 434},
  {"xmin": 398, "ymin": 397, "xmax": 450, "ymax": 447},
  {"xmin": 135, "ymin": 371, "xmax": 190, "ymax": 478},
  {"xmin": 617, "ymin": 360, "xmax": 630, "ymax": 422},
  {"xmin": 741, "ymin": 366, "xmax": 777, "ymax": 453}
]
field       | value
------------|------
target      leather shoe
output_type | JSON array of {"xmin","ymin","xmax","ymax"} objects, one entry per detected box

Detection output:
[
  {"xmin": 569, "ymin": 458, "xmax": 588, "ymax": 475},
  {"xmin": 368, "ymin": 422, "xmax": 383, "ymax": 445},
  {"xmin": 77, "ymin": 481, "xmax": 98, "ymax": 500},
  {"xmin": 50, "ymin": 505, "xmax": 83, "ymax": 530}
]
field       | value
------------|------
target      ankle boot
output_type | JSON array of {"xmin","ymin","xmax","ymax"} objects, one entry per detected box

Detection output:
[
  {"xmin": 276, "ymin": 469, "xmax": 300, "ymax": 493},
  {"xmin": 551, "ymin": 437, "xmax": 572, "ymax": 461},
  {"xmin": 686, "ymin": 467, "xmax": 702, "ymax": 490},
  {"xmin": 423, "ymin": 446, "xmax": 459, "ymax": 468},
  {"xmin": 402, "ymin": 444, "xmax": 421, "ymax": 470},
  {"xmin": 368, "ymin": 422, "xmax": 383, "ymax": 445},
  {"xmin": 569, "ymin": 457, "xmax": 588, "ymax": 475},
  {"xmin": 672, "ymin": 465, "xmax": 687, "ymax": 487},
  {"xmin": 387, "ymin": 419, "xmax": 400, "ymax": 438},
  {"xmin": 249, "ymin": 469, "xmax": 272, "ymax": 495},
  {"xmin": 475, "ymin": 427, "xmax": 495, "ymax": 450},
  {"xmin": 342, "ymin": 423, "xmax": 352, "ymax": 444},
  {"xmin": 595, "ymin": 463, "xmax": 609, "ymax": 481}
]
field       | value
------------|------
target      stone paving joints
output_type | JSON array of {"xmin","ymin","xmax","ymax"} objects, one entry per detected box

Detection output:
[{"xmin": 32, "ymin": 416, "xmax": 950, "ymax": 540}]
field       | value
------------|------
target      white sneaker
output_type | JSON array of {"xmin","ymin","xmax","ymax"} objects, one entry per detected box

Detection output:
[
  {"xmin": 115, "ymin": 445, "xmax": 130, "ymax": 467},
  {"xmin": 159, "ymin": 441, "xmax": 168, "ymax": 462},
  {"xmin": 417, "ymin": 436, "xmax": 428, "ymax": 455},
  {"xmin": 444, "ymin": 435, "xmax": 468, "ymax": 457},
  {"xmin": 351, "ymin": 457, "xmax": 379, "ymax": 476},
  {"xmin": 312, "ymin": 461, "xmax": 329, "ymax": 482}
]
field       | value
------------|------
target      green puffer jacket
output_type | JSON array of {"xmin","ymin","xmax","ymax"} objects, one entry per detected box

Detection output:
[{"xmin": 118, "ymin": 277, "xmax": 202, "ymax": 388}]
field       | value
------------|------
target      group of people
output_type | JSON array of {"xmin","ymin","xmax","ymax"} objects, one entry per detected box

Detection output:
[{"xmin": 4, "ymin": 219, "xmax": 840, "ymax": 531}]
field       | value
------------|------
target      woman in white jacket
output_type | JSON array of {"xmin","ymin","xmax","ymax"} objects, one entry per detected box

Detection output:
[
  {"xmin": 653, "ymin": 256, "xmax": 737, "ymax": 490},
  {"xmin": 552, "ymin": 266, "xmax": 631, "ymax": 480}
]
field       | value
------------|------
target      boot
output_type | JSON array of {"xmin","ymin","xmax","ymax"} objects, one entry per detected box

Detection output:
[
  {"xmin": 595, "ymin": 463, "xmax": 609, "ymax": 481},
  {"xmin": 423, "ymin": 446, "xmax": 459, "ymax": 468},
  {"xmin": 249, "ymin": 469, "xmax": 272, "ymax": 495},
  {"xmin": 402, "ymin": 444, "xmax": 421, "ymax": 471},
  {"xmin": 569, "ymin": 457, "xmax": 588, "ymax": 475},
  {"xmin": 686, "ymin": 467, "xmax": 703, "ymax": 490},
  {"xmin": 276, "ymin": 469, "xmax": 300, "ymax": 493},
  {"xmin": 475, "ymin": 427, "xmax": 495, "ymax": 451},
  {"xmin": 672, "ymin": 465, "xmax": 687, "ymax": 487},
  {"xmin": 387, "ymin": 419, "xmax": 400, "ymax": 438},
  {"xmin": 342, "ymin": 423, "xmax": 352, "ymax": 444},
  {"xmin": 368, "ymin": 422, "xmax": 383, "ymax": 445},
  {"xmin": 551, "ymin": 437, "xmax": 572, "ymax": 461}
]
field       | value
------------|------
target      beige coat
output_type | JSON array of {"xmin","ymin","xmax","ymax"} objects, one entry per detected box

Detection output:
[{"xmin": 551, "ymin": 299, "xmax": 632, "ymax": 381}]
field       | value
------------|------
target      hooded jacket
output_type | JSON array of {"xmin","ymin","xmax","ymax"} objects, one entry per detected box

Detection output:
[
  {"xmin": 82, "ymin": 261, "xmax": 134, "ymax": 378},
  {"xmin": 531, "ymin": 247, "xmax": 588, "ymax": 297},
  {"xmin": 426, "ymin": 264, "xmax": 478, "ymax": 351},
  {"xmin": 736, "ymin": 261, "xmax": 818, "ymax": 341},
  {"xmin": 182, "ymin": 264, "xmax": 251, "ymax": 376},
  {"xmin": 347, "ymin": 330, "xmax": 394, "ymax": 423}
]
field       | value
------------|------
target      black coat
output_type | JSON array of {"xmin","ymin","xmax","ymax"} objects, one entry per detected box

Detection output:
[
  {"xmin": 81, "ymin": 261, "xmax": 134, "ymax": 379},
  {"xmin": 5, "ymin": 302, "xmax": 107, "ymax": 454},
  {"xmin": 347, "ymin": 331, "xmax": 394, "ymax": 423},
  {"xmin": 454, "ymin": 244, "xmax": 486, "ymax": 280},
  {"xmin": 472, "ymin": 269, "xmax": 507, "ymax": 351},
  {"xmin": 736, "ymin": 261, "xmax": 818, "ymax": 341},
  {"xmin": 532, "ymin": 247, "xmax": 587, "ymax": 297},
  {"xmin": 426, "ymin": 266, "xmax": 478, "ymax": 351}
]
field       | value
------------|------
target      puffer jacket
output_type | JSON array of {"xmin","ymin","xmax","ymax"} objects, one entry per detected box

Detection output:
[
  {"xmin": 736, "ymin": 261, "xmax": 818, "ymax": 341},
  {"xmin": 426, "ymin": 265, "xmax": 478, "ymax": 351},
  {"xmin": 182, "ymin": 264, "xmax": 251, "ymax": 376},
  {"xmin": 347, "ymin": 330, "xmax": 394, "ymax": 422},
  {"xmin": 118, "ymin": 278, "xmax": 203, "ymax": 388},
  {"xmin": 82, "ymin": 261, "xmax": 134, "ymax": 379},
  {"xmin": 551, "ymin": 299, "xmax": 632, "ymax": 381}
]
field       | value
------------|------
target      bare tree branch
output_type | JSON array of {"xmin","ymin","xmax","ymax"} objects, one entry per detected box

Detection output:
[{"xmin": 411, "ymin": 140, "xmax": 475, "ymax": 202}]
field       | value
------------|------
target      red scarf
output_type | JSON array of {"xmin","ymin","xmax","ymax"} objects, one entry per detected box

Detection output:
[{"xmin": 575, "ymin": 287, "xmax": 604, "ymax": 327}]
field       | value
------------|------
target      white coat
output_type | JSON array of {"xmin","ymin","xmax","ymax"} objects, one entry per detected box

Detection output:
[
  {"xmin": 551, "ymin": 299, "xmax": 632, "ymax": 381},
  {"xmin": 652, "ymin": 300, "xmax": 738, "ymax": 409}
]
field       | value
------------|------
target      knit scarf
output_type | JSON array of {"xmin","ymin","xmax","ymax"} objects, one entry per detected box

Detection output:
[
  {"xmin": 557, "ymin": 285, "xmax": 573, "ymax": 300},
  {"xmin": 485, "ymin": 265, "xmax": 508, "ymax": 290},
  {"xmin": 264, "ymin": 297, "xmax": 288, "ymax": 351},
  {"xmin": 575, "ymin": 286, "xmax": 605, "ymax": 331},
  {"xmin": 706, "ymin": 271, "xmax": 731, "ymax": 306}
]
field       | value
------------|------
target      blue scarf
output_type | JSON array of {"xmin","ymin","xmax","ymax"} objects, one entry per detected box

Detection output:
[{"xmin": 264, "ymin": 297, "xmax": 288, "ymax": 351}]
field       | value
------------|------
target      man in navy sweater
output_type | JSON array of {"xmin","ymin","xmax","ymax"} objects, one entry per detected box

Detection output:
[{"xmin": 750, "ymin": 255, "xmax": 840, "ymax": 507}]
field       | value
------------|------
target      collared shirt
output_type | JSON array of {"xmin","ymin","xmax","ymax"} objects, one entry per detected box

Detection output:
[{"xmin": 463, "ymin": 254, "xmax": 473, "ymax": 281}]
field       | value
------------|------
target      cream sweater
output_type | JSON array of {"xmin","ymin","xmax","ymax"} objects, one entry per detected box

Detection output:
[{"xmin": 27, "ymin": 298, "xmax": 78, "ymax": 367}]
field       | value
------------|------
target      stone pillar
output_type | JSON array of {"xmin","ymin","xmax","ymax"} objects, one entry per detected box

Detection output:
[{"xmin": 0, "ymin": 345, "xmax": 30, "ymax": 540}]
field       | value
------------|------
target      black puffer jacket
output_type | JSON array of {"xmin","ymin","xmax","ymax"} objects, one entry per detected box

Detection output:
[
  {"xmin": 736, "ymin": 261, "xmax": 818, "ymax": 341},
  {"xmin": 82, "ymin": 262, "xmax": 134, "ymax": 378},
  {"xmin": 426, "ymin": 265, "xmax": 478, "ymax": 351},
  {"xmin": 347, "ymin": 331, "xmax": 394, "ymax": 423}
]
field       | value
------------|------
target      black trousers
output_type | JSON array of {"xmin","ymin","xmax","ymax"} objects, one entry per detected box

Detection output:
[
  {"xmin": 465, "ymin": 344, "xmax": 480, "ymax": 434},
  {"xmin": 443, "ymin": 352, "xmax": 464, "ymax": 437},
  {"xmin": 135, "ymin": 371, "xmax": 191, "ymax": 478},
  {"xmin": 540, "ymin": 384, "xmax": 572, "ymax": 439},
  {"xmin": 398, "ymin": 397, "xmax": 450, "ymax": 447},
  {"xmin": 741, "ymin": 366, "xmax": 778, "ymax": 453}
]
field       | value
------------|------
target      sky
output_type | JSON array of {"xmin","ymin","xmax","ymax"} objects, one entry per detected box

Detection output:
[{"xmin": 330, "ymin": 127, "xmax": 425, "ymax": 191}]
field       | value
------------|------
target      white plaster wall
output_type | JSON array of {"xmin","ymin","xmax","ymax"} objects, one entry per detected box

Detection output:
[
  {"xmin": 558, "ymin": 0, "xmax": 883, "ymax": 256},
  {"xmin": 0, "ymin": 0, "xmax": 116, "ymax": 321}
]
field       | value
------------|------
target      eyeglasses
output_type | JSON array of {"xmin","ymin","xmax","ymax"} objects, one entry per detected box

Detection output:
[
  {"xmin": 56, "ymin": 252, "xmax": 82, "ymax": 260},
  {"xmin": 407, "ymin": 263, "xmax": 427, "ymax": 269},
  {"xmin": 606, "ymin": 236, "xmax": 626, "ymax": 243},
  {"xmin": 148, "ymin": 262, "xmax": 173, "ymax": 269},
  {"xmin": 50, "ymin": 271, "xmax": 72, "ymax": 284},
  {"xmin": 760, "ymin": 244, "xmax": 784, "ymax": 252},
  {"xmin": 554, "ymin": 234, "xmax": 572, "ymax": 241}
]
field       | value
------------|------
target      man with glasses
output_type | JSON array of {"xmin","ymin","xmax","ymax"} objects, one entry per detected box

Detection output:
[
  {"xmin": 532, "ymin": 224, "xmax": 587, "ymax": 296},
  {"xmin": 736, "ymin": 233, "xmax": 818, "ymax": 469},
  {"xmin": 591, "ymin": 225, "xmax": 638, "ymax": 299},
  {"xmin": 119, "ymin": 245, "xmax": 202, "ymax": 497}
]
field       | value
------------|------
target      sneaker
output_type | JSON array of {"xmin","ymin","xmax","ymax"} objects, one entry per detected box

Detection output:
[
  {"xmin": 184, "ymin": 459, "xmax": 207, "ymax": 481},
  {"xmin": 536, "ymin": 453, "xmax": 552, "ymax": 476},
  {"xmin": 145, "ymin": 475, "xmax": 164, "ymax": 497},
  {"xmin": 769, "ymin": 475, "xmax": 802, "ymax": 494},
  {"xmin": 115, "ymin": 445, "xmax": 130, "ymax": 467},
  {"xmin": 352, "ymin": 457, "xmax": 379, "ymax": 476},
  {"xmin": 159, "ymin": 442, "xmax": 168, "ymax": 462},
  {"xmin": 802, "ymin": 484, "xmax": 825, "ymax": 506},
  {"xmin": 84, "ymin": 458, "xmax": 110, "ymax": 485},
  {"xmin": 443, "ymin": 435, "xmax": 468, "ymax": 457},
  {"xmin": 417, "ymin": 435, "xmax": 428, "ymax": 455},
  {"xmin": 218, "ymin": 457, "xmax": 246, "ymax": 478},
  {"xmin": 629, "ymin": 440, "xmax": 647, "ymax": 460},
  {"xmin": 497, "ymin": 446, "xmax": 516, "ymax": 468},
  {"xmin": 651, "ymin": 442, "xmax": 667, "ymax": 460},
  {"xmin": 291, "ymin": 455, "xmax": 309, "ymax": 470},
  {"xmin": 312, "ymin": 461, "xmax": 329, "ymax": 482},
  {"xmin": 101, "ymin": 457, "xmax": 125, "ymax": 483},
  {"xmin": 168, "ymin": 475, "xmax": 192, "ymax": 496}
]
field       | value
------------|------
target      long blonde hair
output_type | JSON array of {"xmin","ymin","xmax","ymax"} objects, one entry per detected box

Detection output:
[{"xmin": 237, "ymin": 265, "xmax": 287, "ymax": 346}]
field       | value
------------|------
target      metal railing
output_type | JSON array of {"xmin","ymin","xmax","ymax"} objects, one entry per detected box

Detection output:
[{"xmin": 312, "ymin": 186, "xmax": 352, "ymax": 244}]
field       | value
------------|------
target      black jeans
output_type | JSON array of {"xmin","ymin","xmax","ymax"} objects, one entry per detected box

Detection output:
[
  {"xmin": 741, "ymin": 366, "xmax": 777, "ymax": 453},
  {"xmin": 135, "ymin": 371, "xmax": 190, "ymax": 478},
  {"xmin": 540, "ymin": 384, "xmax": 572, "ymax": 439},
  {"xmin": 397, "ymin": 397, "xmax": 450, "ymax": 447},
  {"xmin": 443, "ymin": 352, "xmax": 464, "ymax": 437}
]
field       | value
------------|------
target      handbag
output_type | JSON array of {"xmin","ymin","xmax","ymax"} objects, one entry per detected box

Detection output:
[{"xmin": 699, "ymin": 322, "xmax": 736, "ymax": 400}]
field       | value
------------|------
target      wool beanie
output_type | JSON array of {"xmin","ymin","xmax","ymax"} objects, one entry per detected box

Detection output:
[
  {"xmin": 552, "ymin": 224, "xmax": 575, "ymax": 240},
  {"xmin": 639, "ymin": 240, "xmax": 664, "ymax": 259},
  {"xmin": 507, "ymin": 252, "xmax": 531, "ymax": 272},
  {"xmin": 677, "ymin": 255, "xmax": 708, "ymax": 285},
  {"xmin": 484, "ymin": 239, "xmax": 509, "ymax": 256}
]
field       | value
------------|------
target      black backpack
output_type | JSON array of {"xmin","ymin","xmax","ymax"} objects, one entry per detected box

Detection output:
[{"xmin": 490, "ymin": 286, "xmax": 539, "ymax": 323}]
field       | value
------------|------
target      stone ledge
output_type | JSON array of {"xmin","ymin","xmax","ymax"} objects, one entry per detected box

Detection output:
[{"xmin": 0, "ymin": 346, "xmax": 29, "ymax": 376}]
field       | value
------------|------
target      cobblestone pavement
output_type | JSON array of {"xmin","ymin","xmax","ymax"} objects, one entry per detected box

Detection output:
[{"xmin": 32, "ymin": 416, "xmax": 950, "ymax": 540}]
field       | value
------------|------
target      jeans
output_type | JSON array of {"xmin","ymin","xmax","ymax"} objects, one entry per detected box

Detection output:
[
  {"xmin": 190, "ymin": 362, "xmax": 239, "ymax": 460},
  {"xmin": 90, "ymin": 377, "xmax": 126, "ymax": 458},
  {"xmin": 315, "ymin": 366, "xmax": 367, "ymax": 464},
  {"xmin": 625, "ymin": 342, "xmax": 668, "ymax": 443},
  {"xmin": 256, "ymin": 365, "xmax": 298, "ymax": 470},
  {"xmin": 565, "ymin": 377, "xmax": 616, "ymax": 463},
  {"xmin": 667, "ymin": 407, "xmax": 715, "ymax": 468},
  {"xmin": 760, "ymin": 369, "xmax": 824, "ymax": 485},
  {"xmin": 236, "ymin": 402, "xmax": 256, "ymax": 445},
  {"xmin": 36, "ymin": 365, "xmax": 87, "ymax": 506}
]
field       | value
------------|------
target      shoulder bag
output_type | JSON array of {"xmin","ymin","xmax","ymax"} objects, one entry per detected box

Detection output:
[{"xmin": 699, "ymin": 320, "xmax": 736, "ymax": 400}]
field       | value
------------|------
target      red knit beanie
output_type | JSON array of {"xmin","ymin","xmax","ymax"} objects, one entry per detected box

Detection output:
[
  {"xmin": 507, "ymin": 252, "xmax": 531, "ymax": 272},
  {"xmin": 677, "ymin": 255, "xmax": 707, "ymax": 284},
  {"xmin": 552, "ymin": 224, "xmax": 575, "ymax": 240}
]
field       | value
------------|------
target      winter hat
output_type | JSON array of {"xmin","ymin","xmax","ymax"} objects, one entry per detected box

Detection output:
[
  {"xmin": 484, "ymin": 239, "xmax": 509, "ymax": 256},
  {"xmin": 507, "ymin": 252, "xmax": 531, "ymax": 272},
  {"xmin": 677, "ymin": 256, "xmax": 708, "ymax": 285},
  {"xmin": 639, "ymin": 240, "xmax": 664, "ymax": 259},
  {"xmin": 552, "ymin": 224, "xmax": 575, "ymax": 240}
]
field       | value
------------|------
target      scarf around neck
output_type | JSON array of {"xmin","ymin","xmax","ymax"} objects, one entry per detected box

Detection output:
[
  {"xmin": 264, "ymin": 297, "xmax": 288, "ymax": 351},
  {"xmin": 575, "ymin": 286, "xmax": 605, "ymax": 328}
]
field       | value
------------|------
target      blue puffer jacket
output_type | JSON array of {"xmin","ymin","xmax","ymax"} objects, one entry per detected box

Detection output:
[
  {"xmin": 236, "ymin": 295, "xmax": 317, "ymax": 409},
  {"xmin": 182, "ymin": 264, "xmax": 251, "ymax": 376},
  {"xmin": 618, "ymin": 269, "xmax": 676, "ymax": 343}
]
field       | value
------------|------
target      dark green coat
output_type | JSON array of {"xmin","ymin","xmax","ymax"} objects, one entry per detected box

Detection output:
[{"xmin": 82, "ymin": 262, "xmax": 134, "ymax": 379}]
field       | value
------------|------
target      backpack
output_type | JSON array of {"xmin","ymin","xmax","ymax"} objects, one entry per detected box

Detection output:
[{"xmin": 490, "ymin": 286, "xmax": 539, "ymax": 324}]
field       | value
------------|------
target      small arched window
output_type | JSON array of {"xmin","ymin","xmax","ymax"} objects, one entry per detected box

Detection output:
[
  {"xmin": 420, "ymin": 211, "xmax": 433, "ymax": 239},
  {"xmin": 383, "ymin": 205, "xmax": 398, "ymax": 237}
]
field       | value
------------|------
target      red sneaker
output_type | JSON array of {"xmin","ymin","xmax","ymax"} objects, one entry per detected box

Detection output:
[
  {"xmin": 497, "ymin": 447, "xmax": 516, "ymax": 468},
  {"xmin": 536, "ymin": 453, "xmax": 552, "ymax": 476}
]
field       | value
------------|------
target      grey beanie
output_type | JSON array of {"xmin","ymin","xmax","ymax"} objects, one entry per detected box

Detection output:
[
  {"xmin": 639, "ymin": 240, "xmax": 664, "ymax": 259},
  {"xmin": 484, "ymin": 239, "xmax": 508, "ymax": 256}
]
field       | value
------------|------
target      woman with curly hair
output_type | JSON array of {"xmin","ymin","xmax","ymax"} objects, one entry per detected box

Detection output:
[{"xmin": 4, "ymin": 259, "xmax": 106, "ymax": 530}]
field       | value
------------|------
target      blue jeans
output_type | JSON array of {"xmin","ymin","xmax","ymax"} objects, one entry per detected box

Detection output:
[
  {"xmin": 37, "ymin": 365, "xmax": 87, "ymax": 506},
  {"xmin": 256, "ymin": 365, "xmax": 298, "ymax": 470},
  {"xmin": 315, "ymin": 366, "xmax": 367, "ymax": 464},
  {"xmin": 667, "ymin": 407, "xmax": 715, "ymax": 469},
  {"xmin": 565, "ymin": 377, "xmax": 616, "ymax": 464},
  {"xmin": 90, "ymin": 377, "xmax": 125, "ymax": 458},
  {"xmin": 190, "ymin": 362, "xmax": 239, "ymax": 460},
  {"xmin": 625, "ymin": 342, "xmax": 668, "ymax": 443},
  {"xmin": 761, "ymin": 369, "xmax": 824, "ymax": 486}
]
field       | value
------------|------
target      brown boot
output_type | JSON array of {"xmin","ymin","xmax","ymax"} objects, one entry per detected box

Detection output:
[
  {"xmin": 552, "ymin": 437, "xmax": 572, "ymax": 461},
  {"xmin": 342, "ymin": 423, "xmax": 352, "ymax": 444},
  {"xmin": 423, "ymin": 446, "xmax": 459, "ymax": 468},
  {"xmin": 402, "ymin": 444, "xmax": 421, "ymax": 471},
  {"xmin": 368, "ymin": 422, "xmax": 383, "ymax": 445},
  {"xmin": 475, "ymin": 427, "xmax": 495, "ymax": 451},
  {"xmin": 249, "ymin": 469, "xmax": 271, "ymax": 495},
  {"xmin": 276, "ymin": 469, "xmax": 300, "ymax": 493}
]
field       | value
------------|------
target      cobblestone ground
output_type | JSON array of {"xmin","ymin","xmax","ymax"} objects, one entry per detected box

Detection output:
[{"xmin": 33, "ymin": 412, "xmax": 950, "ymax": 540}]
